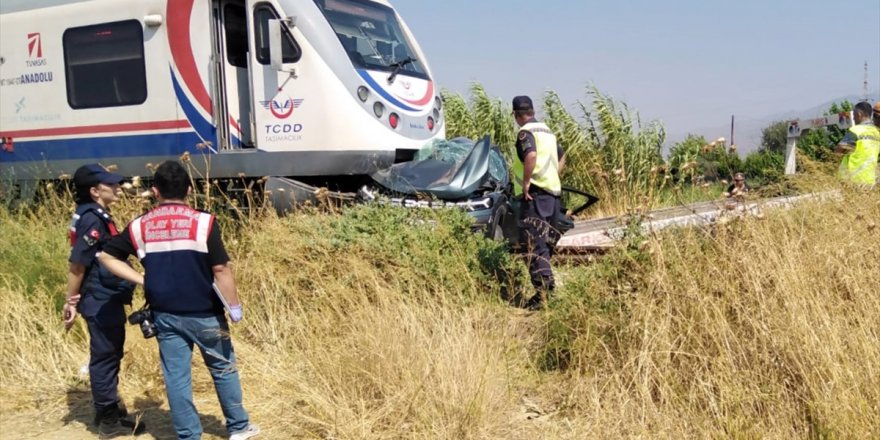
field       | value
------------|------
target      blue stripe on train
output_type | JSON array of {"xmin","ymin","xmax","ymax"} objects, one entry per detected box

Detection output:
[
  {"xmin": 170, "ymin": 66, "xmax": 218, "ymax": 146},
  {"xmin": 356, "ymin": 69, "xmax": 419, "ymax": 113},
  {"xmin": 0, "ymin": 132, "xmax": 205, "ymax": 163}
]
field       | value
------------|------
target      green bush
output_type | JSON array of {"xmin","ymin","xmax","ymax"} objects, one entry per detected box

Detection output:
[{"xmin": 742, "ymin": 150, "xmax": 784, "ymax": 186}]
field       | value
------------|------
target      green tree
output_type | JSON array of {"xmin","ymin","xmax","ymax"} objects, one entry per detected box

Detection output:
[
  {"xmin": 697, "ymin": 144, "xmax": 742, "ymax": 181},
  {"xmin": 828, "ymin": 100, "xmax": 853, "ymax": 114},
  {"xmin": 778, "ymin": 100, "xmax": 853, "ymax": 162},
  {"xmin": 796, "ymin": 127, "xmax": 835, "ymax": 162},
  {"xmin": 742, "ymin": 150, "xmax": 784, "ymax": 185},
  {"xmin": 760, "ymin": 120, "xmax": 788, "ymax": 153},
  {"xmin": 668, "ymin": 135, "xmax": 741, "ymax": 182},
  {"xmin": 668, "ymin": 134, "xmax": 707, "ymax": 170}
]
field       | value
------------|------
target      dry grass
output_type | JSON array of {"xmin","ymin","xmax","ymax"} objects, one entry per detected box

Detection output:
[{"xmin": 1, "ymin": 184, "xmax": 879, "ymax": 439}]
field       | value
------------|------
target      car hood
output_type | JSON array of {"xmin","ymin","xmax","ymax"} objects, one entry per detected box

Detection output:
[{"xmin": 370, "ymin": 135, "xmax": 507, "ymax": 200}]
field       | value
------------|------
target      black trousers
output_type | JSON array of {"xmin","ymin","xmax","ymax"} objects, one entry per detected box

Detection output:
[
  {"xmin": 520, "ymin": 193, "xmax": 560, "ymax": 292},
  {"xmin": 81, "ymin": 296, "xmax": 126, "ymax": 412}
]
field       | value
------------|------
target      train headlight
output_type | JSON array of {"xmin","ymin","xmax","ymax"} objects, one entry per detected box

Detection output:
[
  {"xmin": 427, "ymin": 116, "xmax": 435, "ymax": 131},
  {"xmin": 434, "ymin": 96, "xmax": 442, "ymax": 111},
  {"xmin": 373, "ymin": 102, "xmax": 385, "ymax": 118},
  {"xmin": 357, "ymin": 86, "xmax": 370, "ymax": 102},
  {"xmin": 433, "ymin": 108, "xmax": 440, "ymax": 121},
  {"xmin": 389, "ymin": 113, "xmax": 400, "ymax": 129}
]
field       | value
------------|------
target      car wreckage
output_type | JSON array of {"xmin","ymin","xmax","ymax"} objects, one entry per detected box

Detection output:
[{"xmin": 358, "ymin": 135, "xmax": 599, "ymax": 247}]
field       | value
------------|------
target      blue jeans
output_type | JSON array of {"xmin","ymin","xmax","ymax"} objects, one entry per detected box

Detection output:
[{"xmin": 153, "ymin": 311, "xmax": 249, "ymax": 440}]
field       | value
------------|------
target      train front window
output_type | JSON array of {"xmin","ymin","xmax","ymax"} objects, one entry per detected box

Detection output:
[{"xmin": 315, "ymin": 0, "xmax": 428, "ymax": 79}]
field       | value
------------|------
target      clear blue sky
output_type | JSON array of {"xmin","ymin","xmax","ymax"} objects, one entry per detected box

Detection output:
[{"xmin": 396, "ymin": 0, "xmax": 880, "ymax": 147}]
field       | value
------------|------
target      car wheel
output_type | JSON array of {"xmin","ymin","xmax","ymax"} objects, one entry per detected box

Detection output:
[{"xmin": 487, "ymin": 204, "xmax": 508, "ymax": 242}]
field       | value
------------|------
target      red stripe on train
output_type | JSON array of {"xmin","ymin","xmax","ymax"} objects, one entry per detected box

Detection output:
[
  {"xmin": 0, "ymin": 120, "xmax": 191, "ymax": 139},
  {"xmin": 167, "ymin": 0, "xmax": 213, "ymax": 116}
]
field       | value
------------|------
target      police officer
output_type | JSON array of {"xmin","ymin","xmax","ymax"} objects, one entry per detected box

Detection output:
[
  {"xmin": 62, "ymin": 164, "xmax": 145, "ymax": 436},
  {"xmin": 99, "ymin": 161, "xmax": 259, "ymax": 440},
  {"xmin": 835, "ymin": 101, "xmax": 880, "ymax": 187},
  {"xmin": 511, "ymin": 96, "xmax": 565, "ymax": 310}
]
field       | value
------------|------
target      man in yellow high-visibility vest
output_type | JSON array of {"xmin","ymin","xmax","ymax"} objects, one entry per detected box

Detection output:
[
  {"xmin": 835, "ymin": 101, "xmax": 880, "ymax": 188},
  {"xmin": 511, "ymin": 96, "xmax": 565, "ymax": 310}
]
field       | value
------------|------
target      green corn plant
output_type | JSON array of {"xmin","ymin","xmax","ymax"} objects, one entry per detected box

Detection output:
[
  {"xmin": 441, "ymin": 84, "xmax": 515, "ymax": 150},
  {"xmin": 578, "ymin": 86, "xmax": 667, "ymax": 214},
  {"xmin": 440, "ymin": 90, "xmax": 477, "ymax": 140}
]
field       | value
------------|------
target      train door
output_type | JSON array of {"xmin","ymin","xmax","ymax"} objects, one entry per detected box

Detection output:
[
  {"xmin": 212, "ymin": 0, "xmax": 254, "ymax": 148},
  {"xmin": 246, "ymin": 0, "xmax": 303, "ymax": 151}
]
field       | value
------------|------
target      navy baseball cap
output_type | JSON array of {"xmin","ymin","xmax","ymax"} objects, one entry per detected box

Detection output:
[
  {"xmin": 73, "ymin": 163, "xmax": 125, "ymax": 188},
  {"xmin": 512, "ymin": 95, "xmax": 534, "ymax": 112}
]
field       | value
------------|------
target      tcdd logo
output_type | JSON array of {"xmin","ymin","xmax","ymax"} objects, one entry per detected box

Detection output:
[
  {"xmin": 259, "ymin": 97, "xmax": 304, "ymax": 119},
  {"xmin": 27, "ymin": 33, "xmax": 42, "ymax": 58},
  {"xmin": 264, "ymin": 124, "xmax": 303, "ymax": 134}
]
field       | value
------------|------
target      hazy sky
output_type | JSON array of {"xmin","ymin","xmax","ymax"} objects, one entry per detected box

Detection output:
[{"xmin": 396, "ymin": 0, "xmax": 880, "ymax": 146}]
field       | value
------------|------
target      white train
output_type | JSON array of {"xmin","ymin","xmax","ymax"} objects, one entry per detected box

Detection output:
[{"xmin": 0, "ymin": 0, "xmax": 444, "ymax": 202}]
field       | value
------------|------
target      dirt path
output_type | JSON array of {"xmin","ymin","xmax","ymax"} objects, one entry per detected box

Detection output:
[
  {"xmin": 0, "ymin": 410, "xmax": 239, "ymax": 439},
  {"xmin": 1, "ymin": 413, "xmax": 127, "ymax": 440},
  {"xmin": 1, "ymin": 392, "xmax": 230, "ymax": 440}
]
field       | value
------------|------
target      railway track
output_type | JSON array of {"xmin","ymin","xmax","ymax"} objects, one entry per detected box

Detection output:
[{"xmin": 555, "ymin": 191, "xmax": 840, "ymax": 253}]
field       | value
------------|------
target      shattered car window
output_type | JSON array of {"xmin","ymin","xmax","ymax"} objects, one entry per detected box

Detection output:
[
  {"xmin": 413, "ymin": 137, "xmax": 472, "ymax": 162},
  {"xmin": 413, "ymin": 137, "xmax": 507, "ymax": 183},
  {"xmin": 487, "ymin": 145, "xmax": 506, "ymax": 183}
]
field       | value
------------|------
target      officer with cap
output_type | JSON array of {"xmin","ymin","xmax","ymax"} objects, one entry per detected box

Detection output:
[
  {"xmin": 511, "ymin": 96, "xmax": 565, "ymax": 310},
  {"xmin": 63, "ymin": 164, "xmax": 145, "ymax": 436}
]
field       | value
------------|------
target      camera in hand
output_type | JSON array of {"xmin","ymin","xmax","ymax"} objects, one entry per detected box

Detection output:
[{"xmin": 128, "ymin": 309, "xmax": 157, "ymax": 339}]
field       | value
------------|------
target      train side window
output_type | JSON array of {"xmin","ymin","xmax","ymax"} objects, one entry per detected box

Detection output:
[
  {"xmin": 224, "ymin": 3, "xmax": 248, "ymax": 68},
  {"xmin": 253, "ymin": 4, "xmax": 302, "ymax": 65},
  {"xmin": 63, "ymin": 20, "xmax": 147, "ymax": 109}
]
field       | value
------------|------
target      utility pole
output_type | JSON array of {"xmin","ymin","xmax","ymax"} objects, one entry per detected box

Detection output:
[
  {"xmin": 864, "ymin": 61, "xmax": 869, "ymax": 101},
  {"xmin": 730, "ymin": 115, "xmax": 735, "ymax": 148}
]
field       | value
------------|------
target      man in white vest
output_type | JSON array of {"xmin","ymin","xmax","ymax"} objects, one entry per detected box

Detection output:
[{"xmin": 511, "ymin": 96, "xmax": 565, "ymax": 310}]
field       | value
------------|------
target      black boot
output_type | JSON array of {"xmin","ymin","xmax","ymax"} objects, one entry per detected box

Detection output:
[
  {"xmin": 95, "ymin": 402, "xmax": 146, "ymax": 436},
  {"xmin": 524, "ymin": 292, "xmax": 545, "ymax": 311}
]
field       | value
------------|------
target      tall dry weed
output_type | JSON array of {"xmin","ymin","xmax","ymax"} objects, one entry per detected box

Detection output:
[{"xmin": 544, "ymin": 189, "xmax": 880, "ymax": 437}]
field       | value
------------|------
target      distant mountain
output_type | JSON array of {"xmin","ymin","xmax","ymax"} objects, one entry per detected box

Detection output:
[
  {"xmin": 771, "ymin": 93, "xmax": 880, "ymax": 121},
  {"xmin": 665, "ymin": 92, "xmax": 879, "ymax": 156}
]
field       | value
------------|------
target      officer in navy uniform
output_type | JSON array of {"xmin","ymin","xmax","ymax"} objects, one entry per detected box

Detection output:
[
  {"xmin": 63, "ymin": 164, "xmax": 145, "ymax": 436},
  {"xmin": 511, "ymin": 96, "xmax": 565, "ymax": 310}
]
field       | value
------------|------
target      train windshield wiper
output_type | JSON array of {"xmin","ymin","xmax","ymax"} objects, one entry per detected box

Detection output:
[{"xmin": 387, "ymin": 57, "xmax": 417, "ymax": 84}]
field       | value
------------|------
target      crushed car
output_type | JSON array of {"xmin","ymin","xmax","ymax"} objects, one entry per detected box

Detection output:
[{"xmin": 358, "ymin": 135, "xmax": 599, "ymax": 247}]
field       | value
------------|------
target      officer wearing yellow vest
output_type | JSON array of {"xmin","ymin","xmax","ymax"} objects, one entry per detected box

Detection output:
[
  {"xmin": 511, "ymin": 96, "xmax": 565, "ymax": 310},
  {"xmin": 835, "ymin": 101, "xmax": 879, "ymax": 187}
]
